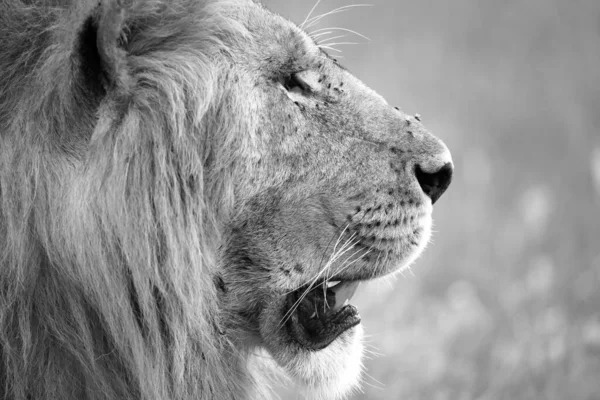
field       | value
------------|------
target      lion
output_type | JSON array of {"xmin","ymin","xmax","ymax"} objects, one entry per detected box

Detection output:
[{"xmin": 0, "ymin": 0, "xmax": 453, "ymax": 399}]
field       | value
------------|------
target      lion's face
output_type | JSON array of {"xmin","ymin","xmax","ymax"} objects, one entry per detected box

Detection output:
[{"xmin": 216, "ymin": 2, "xmax": 453, "ymax": 398}]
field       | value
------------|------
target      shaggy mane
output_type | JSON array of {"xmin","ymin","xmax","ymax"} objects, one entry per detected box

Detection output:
[{"xmin": 0, "ymin": 1, "xmax": 263, "ymax": 399}]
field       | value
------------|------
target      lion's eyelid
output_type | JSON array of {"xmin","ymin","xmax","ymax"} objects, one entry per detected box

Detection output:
[{"xmin": 294, "ymin": 70, "xmax": 322, "ymax": 92}]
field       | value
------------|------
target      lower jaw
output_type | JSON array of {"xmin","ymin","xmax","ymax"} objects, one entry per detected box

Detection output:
[
  {"xmin": 286, "ymin": 302, "xmax": 361, "ymax": 351},
  {"xmin": 282, "ymin": 281, "xmax": 362, "ymax": 351},
  {"xmin": 277, "ymin": 323, "xmax": 365, "ymax": 399}
]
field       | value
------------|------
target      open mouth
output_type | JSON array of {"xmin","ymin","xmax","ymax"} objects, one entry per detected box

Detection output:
[{"xmin": 285, "ymin": 280, "xmax": 362, "ymax": 350}]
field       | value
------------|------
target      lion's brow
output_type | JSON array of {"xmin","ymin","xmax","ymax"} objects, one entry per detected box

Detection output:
[{"xmin": 318, "ymin": 47, "xmax": 347, "ymax": 70}]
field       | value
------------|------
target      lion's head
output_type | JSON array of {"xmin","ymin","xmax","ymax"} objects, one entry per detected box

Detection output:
[{"xmin": 0, "ymin": 1, "xmax": 452, "ymax": 399}]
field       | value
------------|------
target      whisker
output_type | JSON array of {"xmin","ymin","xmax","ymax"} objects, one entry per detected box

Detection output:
[
  {"xmin": 303, "ymin": 4, "xmax": 373, "ymax": 30},
  {"xmin": 362, "ymin": 348, "xmax": 384, "ymax": 358},
  {"xmin": 319, "ymin": 42, "xmax": 360, "ymax": 47},
  {"xmin": 280, "ymin": 224, "xmax": 353, "ymax": 296},
  {"xmin": 317, "ymin": 34, "xmax": 346, "ymax": 44},
  {"xmin": 333, "ymin": 246, "xmax": 372, "ymax": 277},
  {"xmin": 299, "ymin": 0, "xmax": 324, "ymax": 29},
  {"xmin": 317, "ymin": 45, "xmax": 343, "ymax": 53},
  {"xmin": 373, "ymin": 243, "xmax": 383, "ymax": 267},
  {"xmin": 309, "ymin": 26, "xmax": 371, "ymax": 42},
  {"xmin": 319, "ymin": 232, "xmax": 360, "ymax": 283},
  {"xmin": 278, "ymin": 229, "xmax": 356, "ymax": 327},
  {"xmin": 362, "ymin": 371, "xmax": 386, "ymax": 390},
  {"xmin": 320, "ymin": 237, "xmax": 365, "ymax": 309},
  {"xmin": 288, "ymin": 233, "xmax": 357, "ymax": 305},
  {"xmin": 311, "ymin": 31, "xmax": 334, "ymax": 39},
  {"xmin": 321, "ymin": 229, "xmax": 358, "ymax": 292},
  {"xmin": 276, "ymin": 199, "xmax": 382, "ymax": 328}
]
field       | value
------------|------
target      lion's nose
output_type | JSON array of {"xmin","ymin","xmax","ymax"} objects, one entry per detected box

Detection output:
[{"xmin": 414, "ymin": 162, "xmax": 453, "ymax": 204}]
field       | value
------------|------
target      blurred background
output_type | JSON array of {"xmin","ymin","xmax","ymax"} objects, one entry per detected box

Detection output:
[{"xmin": 264, "ymin": 0, "xmax": 600, "ymax": 399}]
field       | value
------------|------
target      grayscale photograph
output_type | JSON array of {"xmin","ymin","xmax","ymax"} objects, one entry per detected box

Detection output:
[{"xmin": 0, "ymin": 0, "xmax": 598, "ymax": 399}]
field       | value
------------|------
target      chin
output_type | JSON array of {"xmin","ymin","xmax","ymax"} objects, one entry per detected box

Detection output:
[{"xmin": 265, "ymin": 320, "xmax": 364, "ymax": 400}]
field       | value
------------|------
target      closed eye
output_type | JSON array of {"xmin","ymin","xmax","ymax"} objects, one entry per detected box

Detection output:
[{"xmin": 280, "ymin": 73, "xmax": 310, "ymax": 95}]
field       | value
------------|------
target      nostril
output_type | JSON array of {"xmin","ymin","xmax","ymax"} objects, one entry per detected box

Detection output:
[{"xmin": 414, "ymin": 162, "xmax": 453, "ymax": 204}]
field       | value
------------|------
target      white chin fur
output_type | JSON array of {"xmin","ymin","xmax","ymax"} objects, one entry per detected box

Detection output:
[{"xmin": 280, "ymin": 324, "xmax": 364, "ymax": 400}]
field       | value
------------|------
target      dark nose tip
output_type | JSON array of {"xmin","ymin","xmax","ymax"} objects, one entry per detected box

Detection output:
[{"xmin": 415, "ymin": 162, "xmax": 453, "ymax": 204}]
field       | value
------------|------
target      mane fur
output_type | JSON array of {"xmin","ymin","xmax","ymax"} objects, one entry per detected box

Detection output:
[{"xmin": 0, "ymin": 1, "xmax": 268, "ymax": 398}]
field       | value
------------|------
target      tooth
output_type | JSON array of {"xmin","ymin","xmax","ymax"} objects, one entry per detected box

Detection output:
[
  {"xmin": 326, "ymin": 281, "xmax": 341, "ymax": 288},
  {"xmin": 310, "ymin": 311, "xmax": 317, "ymax": 319}
]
